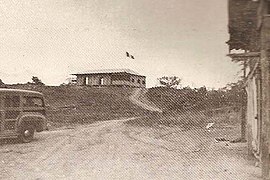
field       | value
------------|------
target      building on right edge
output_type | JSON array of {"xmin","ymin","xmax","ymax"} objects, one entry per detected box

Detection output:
[{"xmin": 227, "ymin": 0, "xmax": 270, "ymax": 179}]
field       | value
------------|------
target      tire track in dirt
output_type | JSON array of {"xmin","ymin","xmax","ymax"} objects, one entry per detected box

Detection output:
[
  {"xmin": 122, "ymin": 130, "xmax": 178, "ymax": 152},
  {"xmin": 0, "ymin": 118, "xmax": 262, "ymax": 180},
  {"xmin": 22, "ymin": 118, "xmax": 134, "ymax": 179}
]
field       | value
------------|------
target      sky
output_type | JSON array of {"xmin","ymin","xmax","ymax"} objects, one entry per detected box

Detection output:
[{"xmin": 0, "ymin": 0, "xmax": 241, "ymax": 88}]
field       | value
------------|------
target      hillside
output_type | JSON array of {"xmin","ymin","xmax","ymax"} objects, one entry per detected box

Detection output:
[
  {"xmin": 6, "ymin": 85, "xmax": 152, "ymax": 128},
  {"xmin": 126, "ymin": 86, "xmax": 242, "ymax": 128},
  {"xmin": 4, "ymin": 84, "xmax": 243, "ymax": 129},
  {"xmin": 146, "ymin": 86, "xmax": 242, "ymax": 112}
]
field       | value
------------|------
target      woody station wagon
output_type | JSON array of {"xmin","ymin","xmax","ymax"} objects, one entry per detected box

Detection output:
[{"xmin": 0, "ymin": 88, "xmax": 47, "ymax": 143}]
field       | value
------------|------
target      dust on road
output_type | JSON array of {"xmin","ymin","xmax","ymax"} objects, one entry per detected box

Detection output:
[{"xmin": 0, "ymin": 119, "xmax": 261, "ymax": 180}]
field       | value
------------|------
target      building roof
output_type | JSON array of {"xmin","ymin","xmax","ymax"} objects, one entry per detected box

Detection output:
[
  {"xmin": 227, "ymin": 0, "xmax": 260, "ymax": 51},
  {"xmin": 0, "ymin": 88, "xmax": 43, "ymax": 96},
  {"xmin": 72, "ymin": 68, "xmax": 145, "ymax": 77}
]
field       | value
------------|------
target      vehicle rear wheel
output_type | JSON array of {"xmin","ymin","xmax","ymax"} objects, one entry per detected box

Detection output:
[{"xmin": 19, "ymin": 124, "xmax": 35, "ymax": 143}]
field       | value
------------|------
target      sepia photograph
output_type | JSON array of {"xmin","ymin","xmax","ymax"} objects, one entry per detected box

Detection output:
[{"xmin": 0, "ymin": 0, "xmax": 269, "ymax": 179}]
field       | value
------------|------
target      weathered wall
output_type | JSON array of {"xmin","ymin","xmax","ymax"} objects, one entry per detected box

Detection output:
[
  {"xmin": 246, "ymin": 76, "xmax": 259, "ymax": 158},
  {"xmin": 76, "ymin": 76, "xmax": 84, "ymax": 85},
  {"xmin": 227, "ymin": 0, "xmax": 260, "ymax": 51},
  {"xmin": 76, "ymin": 74, "xmax": 111, "ymax": 86},
  {"xmin": 261, "ymin": 16, "xmax": 270, "ymax": 49},
  {"xmin": 129, "ymin": 75, "xmax": 146, "ymax": 88},
  {"xmin": 107, "ymin": 75, "xmax": 146, "ymax": 88},
  {"xmin": 260, "ymin": 10, "xmax": 270, "ymax": 178}
]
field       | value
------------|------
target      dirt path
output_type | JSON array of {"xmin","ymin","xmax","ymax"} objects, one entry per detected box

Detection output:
[
  {"xmin": 129, "ymin": 88, "xmax": 162, "ymax": 113},
  {"xmin": 0, "ymin": 119, "xmax": 261, "ymax": 180}
]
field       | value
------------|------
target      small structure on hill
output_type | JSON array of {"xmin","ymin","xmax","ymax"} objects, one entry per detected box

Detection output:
[{"xmin": 72, "ymin": 69, "xmax": 146, "ymax": 88}]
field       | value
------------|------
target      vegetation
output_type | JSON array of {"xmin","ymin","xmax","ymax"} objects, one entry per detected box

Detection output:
[
  {"xmin": 6, "ymin": 85, "xmax": 150, "ymax": 128},
  {"xmin": 125, "ymin": 108, "xmax": 240, "ymax": 128},
  {"xmin": 31, "ymin": 76, "xmax": 44, "ymax": 85},
  {"xmin": 0, "ymin": 79, "xmax": 5, "ymax": 87},
  {"xmin": 6, "ymin": 80, "xmax": 245, "ymax": 129},
  {"xmin": 126, "ymin": 81, "xmax": 245, "ymax": 128},
  {"xmin": 157, "ymin": 76, "xmax": 181, "ymax": 89},
  {"xmin": 147, "ymin": 81, "xmax": 245, "ymax": 112}
]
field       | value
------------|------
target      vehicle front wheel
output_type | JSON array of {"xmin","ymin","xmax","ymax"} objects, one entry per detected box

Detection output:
[{"xmin": 19, "ymin": 124, "xmax": 35, "ymax": 143}]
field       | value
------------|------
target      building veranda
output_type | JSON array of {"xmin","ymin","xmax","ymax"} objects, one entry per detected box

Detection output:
[{"xmin": 227, "ymin": 0, "xmax": 270, "ymax": 179}]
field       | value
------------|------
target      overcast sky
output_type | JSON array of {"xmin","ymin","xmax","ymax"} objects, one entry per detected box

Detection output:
[{"xmin": 0, "ymin": 0, "xmax": 240, "ymax": 88}]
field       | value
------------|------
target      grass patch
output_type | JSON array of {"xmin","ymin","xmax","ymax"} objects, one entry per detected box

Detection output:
[
  {"xmin": 125, "ymin": 107, "xmax": 241, "ymax": 128},
  {"xmin": 7, "ymin": 85, "xmax": 151, "ymax": 128}
]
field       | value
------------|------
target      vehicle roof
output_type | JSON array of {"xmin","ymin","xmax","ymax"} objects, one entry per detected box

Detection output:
[{"xmin": 0, "ymin": 88, "xmax": 43, "ymax": 96}]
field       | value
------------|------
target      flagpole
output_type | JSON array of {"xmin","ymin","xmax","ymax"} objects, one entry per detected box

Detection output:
[
  {"xmin": 124, "ymin": 52, "xmax": 129, "ymax": 69},
  {"xmin": 125, "ymin": 51, "xmax": 135, "ymax": 70}
]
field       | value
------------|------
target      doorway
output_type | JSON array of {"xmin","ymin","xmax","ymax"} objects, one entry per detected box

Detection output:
[
  {"xmin": 99, "ymin": 77, "xmax": 104, "ymax": 85},
  {"xmin": 83, "ymin": 77, "xmax": 89, "ymax": 85}
]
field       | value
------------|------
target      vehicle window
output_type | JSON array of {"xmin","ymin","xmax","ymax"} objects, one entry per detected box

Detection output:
[
  {"xmin": 22, "ymin": 97, "xmax": 44, "ymax": 107},
  {"xmin": 4, "ymin": 96, "xmax": 20, "ymax": 107}
]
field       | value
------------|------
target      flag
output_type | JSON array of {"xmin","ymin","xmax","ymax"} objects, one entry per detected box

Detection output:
[{"xmin": 126, "ymin": 51, "xmax": 135, "ymax": 59}]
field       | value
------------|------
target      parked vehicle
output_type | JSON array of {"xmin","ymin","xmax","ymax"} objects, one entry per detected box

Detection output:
[{"xmin": 0, "ymin": 88, "xmax": 47, "ymax": 143}]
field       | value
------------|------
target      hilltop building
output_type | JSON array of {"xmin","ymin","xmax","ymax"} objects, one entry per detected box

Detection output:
[{"xmin": 72, "ymin": 69, "xmax": 146, "ymax": 88}]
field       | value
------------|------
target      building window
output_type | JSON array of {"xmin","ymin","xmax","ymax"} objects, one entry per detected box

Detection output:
[
  {"xmin": 137, "ymin": 79, "xmax": 141, "ymax": 84},
  {"xmin": 83, "ymin": 77, "xmax": 89, "ymax": 85},
  {"xmin": 131, "ymin": 78, "xmax": 135, "ymax": 83},
  {"xmin": 142, "ymin": 80, "xmax": 145, "ymax": 85},
  {"xmin": 99, "ymin": 77, "xmax": 104, "ymax": 85}
]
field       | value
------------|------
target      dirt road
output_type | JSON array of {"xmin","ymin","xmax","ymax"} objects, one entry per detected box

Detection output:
[
  {"xmin": 129, "ymin": 88, "xmax": 162, "ymax": 113},
  {"xmin": 0, "ymin": 118, "xmax": 261, "ymax": 180}
]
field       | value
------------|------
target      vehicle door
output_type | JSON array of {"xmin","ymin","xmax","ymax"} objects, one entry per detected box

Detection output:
[{"xmin": 2, "ymin": 94, "xmax": 21, "ymax": 134}]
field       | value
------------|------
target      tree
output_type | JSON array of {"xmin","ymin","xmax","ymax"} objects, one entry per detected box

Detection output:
[
  {"xmin": 32, "ymin": 76, "xmax": 44, "ymax": 85},
  {"xmin": 157, "ymin": 76, "xmax": 181, "ymax": 88},
  {"xmin": 0, "ymin": 79, "xmax": 4, "ymax": 86}
]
